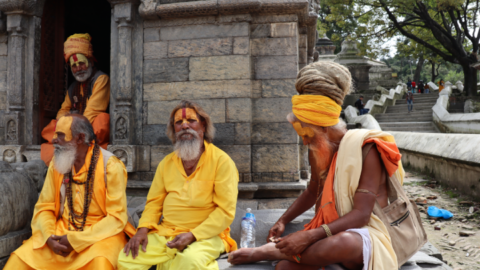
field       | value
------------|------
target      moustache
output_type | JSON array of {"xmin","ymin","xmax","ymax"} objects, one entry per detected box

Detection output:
[{"xmin": 176, "ymin": 129, "xmax": 198, "ymax": 140}]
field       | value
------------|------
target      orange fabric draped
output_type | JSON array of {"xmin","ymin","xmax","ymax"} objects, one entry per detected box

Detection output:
[
  {"xmin": 40, "ymin": 113, "xmax": 110, "ymax": 166},
  {"xmin": 303, "ymin": 138, "xmax": 401, "ymax": 231}
]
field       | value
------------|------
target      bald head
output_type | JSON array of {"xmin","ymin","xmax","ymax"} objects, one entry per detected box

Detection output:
[{"xmin": 69, "ymin": 114, "xmax": 96, "ymax": 145}]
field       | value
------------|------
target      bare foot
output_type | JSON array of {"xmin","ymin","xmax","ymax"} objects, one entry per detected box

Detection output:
[
  {"xmin": 228, "ymin": 243, "xmax": 287, "ymax": 265},
  {"xmin": 228, "ymin": 248, "xmax": 257, "ymax": 265}
]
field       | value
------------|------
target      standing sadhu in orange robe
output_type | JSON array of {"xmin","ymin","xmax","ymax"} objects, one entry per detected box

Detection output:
[
  {"xmin": 41, "ymin": 33, "xmax": 110, "ymax": 166},
  {"xmin": 4, "ymin": 115, "xmax": 135, "ymax": 270}
]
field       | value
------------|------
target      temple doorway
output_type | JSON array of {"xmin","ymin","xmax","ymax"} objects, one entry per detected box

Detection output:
[{"xmin": 38, "ymin": 0, "xmax": 111, "ymax": 143}]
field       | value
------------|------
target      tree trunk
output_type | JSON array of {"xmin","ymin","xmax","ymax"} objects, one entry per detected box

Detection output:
[
  {"xmin": 462, "ymin": 64, "xmax": 478, "ymax": 96},
  {"xmin": 413, "ymin": 54, "xmax": 425, "ymax": 82},
  {"xmin": 430, "ymin": 61, "xmax": 437, "ymax": 82}
]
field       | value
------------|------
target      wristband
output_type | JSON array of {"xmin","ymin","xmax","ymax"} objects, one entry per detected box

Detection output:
[{"xmin": 321, "ymin": 224, "xmax": 333, "ymax": 237}]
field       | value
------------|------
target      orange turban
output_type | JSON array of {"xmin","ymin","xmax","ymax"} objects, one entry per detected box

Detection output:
[
  {"xmin": 291, "ymin": 95, "xmax": 342, "ymax": 127},
  {"xmin": 64, "ymin": 33, "xmax": 94, "ymax": 63}
]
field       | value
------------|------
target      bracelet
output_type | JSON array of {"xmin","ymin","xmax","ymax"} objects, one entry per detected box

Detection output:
[{"xmin": 321, "ymin": 224, "xmax": 333, "ymax": 237}]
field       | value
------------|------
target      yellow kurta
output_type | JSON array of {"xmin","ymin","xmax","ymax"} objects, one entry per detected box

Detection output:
[
  {"xmin": 12, "ymin": 145, "xmax": 130, "ymax": 270},
  {"xmin": 56, "ymin": 74, "xmax": 110, "ymax": 123},
  {"xmin": 139, "ymin": 141, "xmax": 239, "ymax": 252}
]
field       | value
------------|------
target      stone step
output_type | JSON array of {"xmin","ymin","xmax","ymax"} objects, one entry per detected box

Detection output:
[
  {"xmin": 386, "ymin": 104, "xmax": 434, "ymax": 112},
  {"xmin": 379, "ymin": 122, "xmax": 437, "ymax": 133},
  {"xmin": 394, "ymin": 99, "xmax": 437, "ymax": 105},
  {"xmin": 376, "ymin": 116, "xmax": 433, "ymax": 122}
]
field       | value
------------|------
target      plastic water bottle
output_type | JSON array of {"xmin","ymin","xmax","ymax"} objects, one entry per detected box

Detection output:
[{"xmin": 240, "ymin": 208, "xmax": 256, "ymax": 248}]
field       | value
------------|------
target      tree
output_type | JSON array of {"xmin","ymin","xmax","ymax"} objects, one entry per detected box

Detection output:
[{"xmin": 321, "ymin": 0, "xmax": 480, "ymax": 95}]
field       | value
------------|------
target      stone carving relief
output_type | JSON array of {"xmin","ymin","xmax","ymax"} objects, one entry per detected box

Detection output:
[
  {"xmin": 3, "ymin": 149, "xmax": 15, "ymax": 163},
  {"xmin": 0, "ymin": 145, "xmax": 25, "ymax": 163},
  {"xmin": 107, "ymin": 145, "xmax": 136, "ymax": 172},
  {"xmin": 6, "ymin": 119, "xmax": 16, "ymax": 141},
  {"xmin": 115, "ymin": 116, "xmax": 128, "ymax": 141},
  {"xmin": 113, "ymin": 149, "xmax": 128, "ymax": 166},
  {"xmin": 0, "ymin": 0, "xmax": 36, "ymax": 13}
]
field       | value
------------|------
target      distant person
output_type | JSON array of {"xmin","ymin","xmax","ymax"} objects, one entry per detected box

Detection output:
[
  {"xmin": 438, "ymin": 79, "xmax": 445, "ymax": 93},
  {"xmin": 407, "ymin": 79, "xmax": 412, "ymax": 90},
  {"xmin": 406, "ymin": 90, "xmax": 414, "ymax": 113},
  {"xmin": 354, "ymin": 95, "xmax": 369, "ymax": 115},
  {"xmin": 418, "ymin": 81, "xmax": 424, "ymax": 94},
  {"xmin": 424, "ymin": 83, "xmax": 430, "ymax": 94},
  {"xmin": 411, "ymin": 80, "xmax": 416, "ymax": 93}
]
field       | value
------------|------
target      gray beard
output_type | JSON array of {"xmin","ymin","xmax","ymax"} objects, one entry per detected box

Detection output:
[
  {"xmin": 174, "ymin": 129, "xmax": 202, "ymax": 161},
  {"xmin": 53, "ymin": 143, "xmax": 77, "ymax": 174},
  {"xmin": 73, "ymin": 65, "xmax": 93, "ymax": 82}
]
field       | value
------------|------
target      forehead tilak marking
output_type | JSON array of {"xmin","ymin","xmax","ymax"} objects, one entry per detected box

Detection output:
[{"xmin": 182, "ymin": 108, "xmax": 186, "ymax": 119}]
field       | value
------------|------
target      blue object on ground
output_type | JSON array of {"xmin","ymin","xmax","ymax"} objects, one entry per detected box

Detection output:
[{"xmin": 427, "ymin": 206, "xmax": 453, "ymax": 219}]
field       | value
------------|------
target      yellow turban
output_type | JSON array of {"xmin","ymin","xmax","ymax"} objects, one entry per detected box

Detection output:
[
  {"xmin": 64, "ymin": 33, "xmax": 93, "ymax": 63},
  {"xmin": 292, "ymin": 95, "xmax": 342, "ymax": 127},
  {"xmin": 53, "ymin": 116, "xmax": 73, "ymax": 141}
]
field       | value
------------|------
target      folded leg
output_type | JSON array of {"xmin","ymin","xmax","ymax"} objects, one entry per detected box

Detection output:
[{"xmin": 3, "ymin": 254, "xmax": 34, "ymax": 270}]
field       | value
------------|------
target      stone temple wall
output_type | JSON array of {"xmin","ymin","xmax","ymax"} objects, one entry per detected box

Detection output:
[{"xmin": 0, "ymin": 34, "xmax": 8, "ymax": 144}]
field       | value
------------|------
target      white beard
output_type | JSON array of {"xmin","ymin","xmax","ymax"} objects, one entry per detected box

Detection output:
[
  {"xmin": 174, "ymin": 129, "xmax": 202, "ymax": 161},
  {"xmin": 53, "ymin": 143, "xmax": 77, "ymax": 174},
  {"xmin": 73, "ymin": 65, "xmax": 93, "ymax": 82}
]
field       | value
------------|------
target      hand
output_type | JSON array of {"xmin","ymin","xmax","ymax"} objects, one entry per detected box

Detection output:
[
  {"xmin": 124, "ymin": 227, "xmax": 149, "ymax": 259},
  {"xmin": 275, "ymin": 231, "xmax": 313, "ymax": 256},
  {"xmin": 267, "ymin": 221, "xmax": 285, "ymax": 243},
  {"xmin": 48, "ymin": 235, "xmax": 73, "ymax": 257},
  {"xmin": 166, "ymin": 232, "xmax": 196, "ymax": 252}
]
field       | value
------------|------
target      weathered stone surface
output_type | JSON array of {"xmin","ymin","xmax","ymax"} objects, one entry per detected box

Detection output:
[
  {"xmin": 252, "ymin": 98, "xmax": 291, "ymax": 123},
  {"xmin": 168, "ymin": 38, "xmax": 233, "ymax": 58},
  {"xmin": 233, "ymin": 37, "xmax": 249, "ymax": 55},
  {"xmin": 251, "ymin": 14, "xmax": 298, "ymax": 24},
  {"xmin": 0, "ymin": 162, "xmax": 37, "ymax": 236},
  {"xmin": 148, "ymin": 99, "xmax": 226, "ymax": 124},
  {"xmin": 0, "ymin": 91, "xmax": 6, "ymax": 110},
  {"xmin": 150, "ymin": 145, "xmax": 174, "ymax": 169},
  {"xmin": 142, "ymin": 124, "xmax": 171, "ymax": 145},
  {"xmin": 251, "ymin": 37, "xmax": 297, "ymax": 56},
  {"xmin": 144, "ymin": 58, "xmax": 189, "ymax": 83},
  {"xmin": 0, "ymin": 229, "xmax": 31, "ymax": 258},
  {"xmin": 298, "ymin": 34, "xmax": 307, "ymax": 48},
  {"xmin": 189, "ymin": 55, "xmax": 250, "ymax": 81},
  {"xmin": 159, "ymin": 23, "xmax": 249, "ymax": 41},
  {"xmin": 234, "ymin": 123, "xmax": 252, "ymax": 145},
  {"xmin": 250, "ymin": 24, "xmax": 271, "ymax": 38},
  {"xmin": 236, "ymin": 199, "xmax": 259, "ymax": 211},
  {"xmin": 218, "ymin": 145, "xmax": 251, "ymax": 173},
  {"xmin": 213, "ymin": 123, "xmax": 235, "ymax": 145},
  {"xmin": 10, "ymin": 160, "xmax": 47, "ymax": 192},
  {"xmin": 136, "ymin": 146, "xmax": 151, "ymax": 172},
  {"xmin": 258, "ymin": 198, "xmax": 297, "ymax": 209},
  {"xmin": 144, "ymin": 41, "xmax": 168, "ymax": 59},
  {"xmin": 252, "ymin": 144, "xmax": 298, "ymax": 173},
  {"xmin": 0, "ymin": 43, "xmax": 7, "ymax": 56},
  {"xmin": 254, "ymin": 56, "xmax": 298, "ymax": 79},
  {"xmin": 144, "ymin": 28, "xmax": 160, "ymax": 42},
  {"xmin": 217, "ymin": 14, "xmax": 252, "ymax": 24},
  {"xmin": 107, "ymin": 145, "xmax": 137, "ymax": 172},
  {"xmin": 144, "ymin": 16, "xmax": 216, "ymax": 28},
  {"xmin": 261, "ymin": 79, "xmax": 296, "ymax": 97},
  {"xmin": 252, "ymin": 80, "xmax": 262, "ymax": 98},
  {"xmin": 298, "ymin": 49, "xmax": 307, "ymax": 64},
  {"xmin": 270, "ymin": 23, "xmax": 296, "ymax": 37},
  {"xmin": 0, "ymin": 56, "xmax": 7, "ymax": 71},
  {"xmin": 251, "ymin": 122, "xmax": 297, "ymax": 144},
  {"xmin": 0, "ymin": 72, "xmax": 7, "ymax": 91},
  {"xmin": 144, "ymin": 80, "xmax": 252, "ymax": 101},
  {"xmin": 227, "ymin": 98, "xmax": 252, "ymax": 123}
]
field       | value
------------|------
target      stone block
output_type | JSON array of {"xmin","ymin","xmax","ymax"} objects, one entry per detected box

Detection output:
[
  {"xmin": 159, "ymin": 23, "xmax": 249, "ymax": 41},
  {"xmin": 0, "ymin": 229, "xmax": 31, "ymax": 258},
  {"xmin": 0, "ymin": 72, "xmax": 7, "ymax": 91},
  {"xmin": 234, "ymin": 123, "xmax": 252, "ymax": 145},
  {"xmin": 271, "ymin": 23, "xmax": 297, "ymax": 37},
  {"xmin": 236, "ymin": 199, "xmax": 259, "ymax": 211},
  {"xmin": 144, "ymin": 80, "xmax": 252, "ymax": 101},
  {"xmin": 261, "ymin": 79, "xmax": 296, "ymax": 98},
  {"xmin": 144, "ymin": 41, "xmax": 168, "ymax": 60},
  {"xmin": 107, "ymin": 145, "xmax": 137, "ymax": 172},
  {"xmin": 217, "ymin": 14, "xmax": 252, "ymax": 24},
  {"xmin": 252, "ymin": 144, "xmax": 299, "ymax": 173},
  {"xmin": 252, "ymin": 80, "xmax": 262, "ymax": 98},
  {"xmin": 168, "ymin": 38, "xmax": 233, "ymax": 58},
  {"xmin": 252, "ymin": 98, "xmax": 291, "ymax": 123},
  {"xmin": 142, "ymin": 124, "xmax": 171, "ymax": 145},
  {"xmin": 144, "ymin": 16, "xmax": 216, "ymax": 28},
  {"xmin": 251, "ymin": 37, "xmax": 297, "ymax": 56},
  {"xmin": 0, "ymin": 56, "xmax": 7, "ymax": 71},
  {"xmin": 251, "ymin": 14, "xmax": 299, "ymax": 24},
  {"xmin": 251, "ymin": 122, "xmax": 297, "ymax": 144},
  {"xmin": 189, "ymin": 55, "xmax": 250, "ymax": 81},
  {"xmin": 233, "ymin": 37, "xmax": 249, "ymax": 55},
  {"xmin": 227, "ymin": 98, "xmax": 252, "ymax": 123},
  {"xmin": 283, "ymin": 171, "xmax": 300, "ymax": 182},
  {"xmin": 243, "ymin": 173, "xmax": 252, "ymax": 183},
  {"xmin": 213, "ymin": 123, "xmax": 235, "ymax": 145},
  {"xmin": 0, "ymin": 91, "xmax": 6, "ymax": 110},
  {"xmin": 218, "ymin": 145, "xmax": 251, "ymax": 173},
  {"xmin": 250, "ymin": 24, "xmax": 271, "ymax": 38},
  {"xmin": 148, "ymin": 99, "xmax": 226, "ymax": 124},
  {"xmin": 298, "ymin": 34, "xmax": 307, "ymax": 48},
  {"xmin": 136, "ymin": 146, "xmax": 151, "ymax": 172},
  {"xmin": 144, "ymin": 58, "xmax": 189, "ymax": 84},
  {"xmin": 150, "ymin": 145, "xmax": 174, "ymax": 169},
  {"xmin": 254, "ymin": 56, "xmax": 298, "ymax": 79},
  {"xmin": 0, "ymin": 43, "xmax": 7, "ymax": 56},
  {"xmin": 298, "ymin": 49, "xmax": 307, "ymax": 64},
  {"xmin": 127, "ymin": 172, "xmax": 156, "ymax": 181},
  {"xmin": 258, "ymin": 198, "xmax": 297, "ymax": 210},
  {"xmin": 144, "ymin": 28, "xmax": 160, "ymax": 42}
]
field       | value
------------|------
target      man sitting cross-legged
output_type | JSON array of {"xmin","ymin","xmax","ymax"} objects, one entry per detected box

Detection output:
[
  {"xmin": 4, "ymin": 114, "xmax": 135, "ymax": 270},
  {"xmin": 118, "ymin": 100, "xmax": 239, "ymax": 270},
  {"xmin": 228, "ymin": 62, "xmax": 403, "ymax": 270}
]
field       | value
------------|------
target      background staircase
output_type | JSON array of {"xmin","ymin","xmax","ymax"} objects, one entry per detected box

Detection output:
[{"xmin": 374, "ymin": 93, "xmax": 438, "ymax": 133}]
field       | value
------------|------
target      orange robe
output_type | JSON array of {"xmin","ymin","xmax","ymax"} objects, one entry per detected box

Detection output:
[
  {"xmin": 41, "ymin": 75, "xmax": 110, "ymax": 165},
  {"xmin": 6, "ymin": 145, "xmax": 135, "ymax": 270}
]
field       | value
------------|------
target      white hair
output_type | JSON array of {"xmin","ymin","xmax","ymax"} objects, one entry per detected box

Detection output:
[
  {"xmin": 53, "ymin": 142, "xmax": 77, "ymax": 174},
  {"xmin": 174, "ymin": 129, "xmax": 202, "ymax": 161}
]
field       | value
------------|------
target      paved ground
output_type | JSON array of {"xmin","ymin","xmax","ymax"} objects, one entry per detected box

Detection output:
[{"xmin": 403, "ymin": 170, "xmax": 480, "ymax": 270}]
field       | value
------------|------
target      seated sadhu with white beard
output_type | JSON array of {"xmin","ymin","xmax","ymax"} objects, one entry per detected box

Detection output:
[
  {"xmin": 118, "ymin": 100, "xmax": 239, "ymax": 270},
  {"xmin": 228, "ymin": 62, "xmax": 403, "ymax": 269},
  {"xmin": 4, "ymin": 114, "xmax": 135, "ymax": 270}
]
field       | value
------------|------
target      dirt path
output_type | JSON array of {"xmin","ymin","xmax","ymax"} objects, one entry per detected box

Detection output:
[{"xmin": 404, "ymin": 170, "xmax": 480, "ymax": 270}]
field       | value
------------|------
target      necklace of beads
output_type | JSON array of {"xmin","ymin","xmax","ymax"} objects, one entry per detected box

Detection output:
[{"xmin": 65, "ymin": 143, "xmax": 100, "ymax": 231}]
